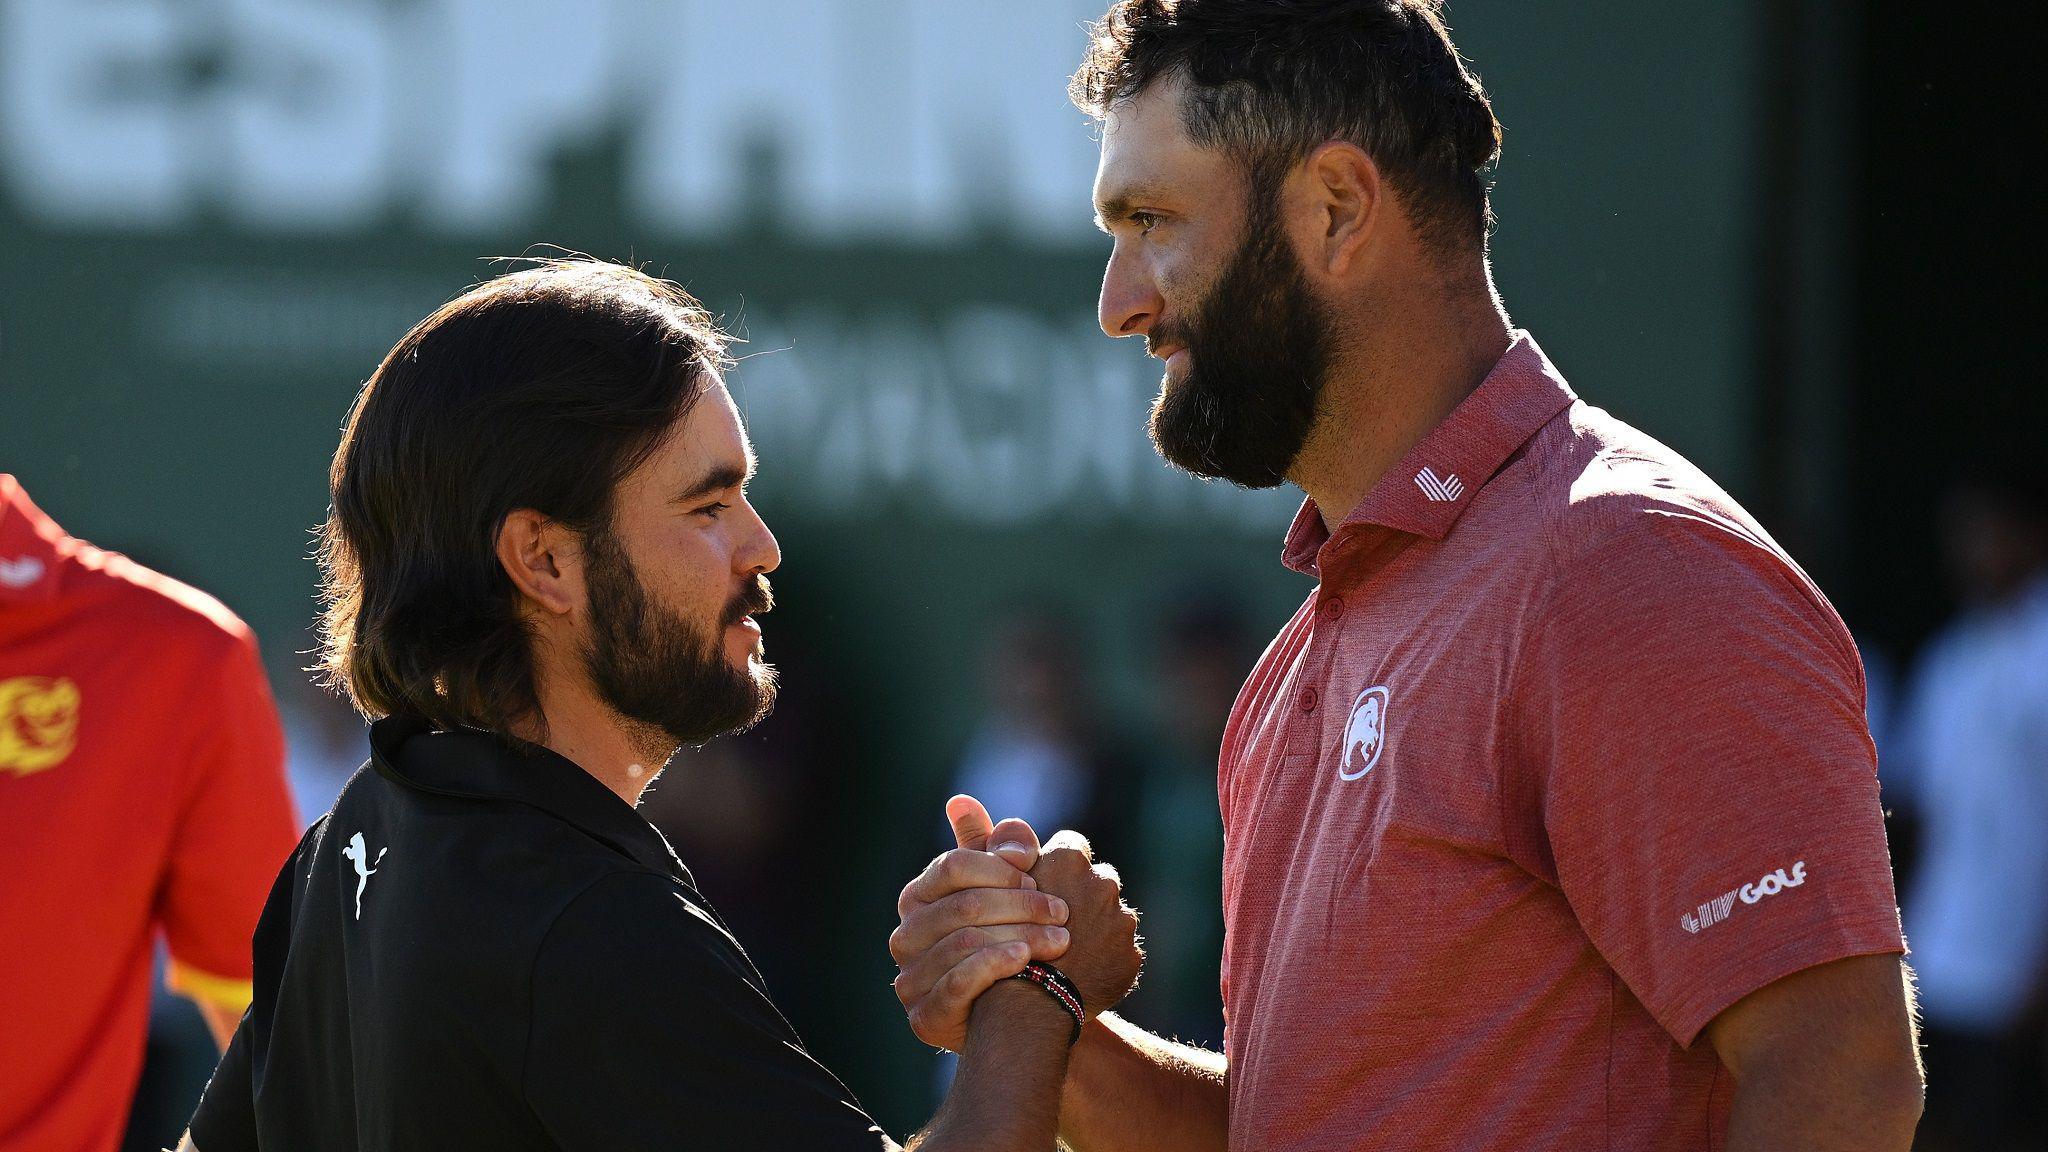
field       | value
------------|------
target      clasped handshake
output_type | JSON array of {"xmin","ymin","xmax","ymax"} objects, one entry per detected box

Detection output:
[{"xmin": 889, "ymin": 795, "xmax": 1144, "ymax": 1051}]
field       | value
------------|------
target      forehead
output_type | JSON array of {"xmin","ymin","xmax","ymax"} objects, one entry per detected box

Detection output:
[
  {"xmin": 1093, "ymin": 79, "xmax": 1231, "ymax": 206},
  {"xmin": 640, "ymin": 378, "xmax": 751, "ymax": 476}
]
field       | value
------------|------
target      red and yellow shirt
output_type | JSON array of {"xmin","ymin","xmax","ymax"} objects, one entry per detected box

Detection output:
[{"xmin": 0, "ymin": 475, "xmax": 297, "ymax": 1152}]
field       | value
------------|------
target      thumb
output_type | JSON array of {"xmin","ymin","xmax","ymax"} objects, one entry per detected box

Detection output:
[{"xmin": 946, "ymin": 794, "xmax": 995, "ymax": 851}]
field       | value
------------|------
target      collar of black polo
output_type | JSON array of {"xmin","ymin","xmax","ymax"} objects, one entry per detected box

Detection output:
[{"xmin": 367, "ymin": 714, "xmax": 694, "ymax": 888}]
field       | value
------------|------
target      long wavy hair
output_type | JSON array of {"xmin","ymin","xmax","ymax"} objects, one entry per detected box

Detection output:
[{"xmin": 317, "ymin": 258, "xmax": 730, "ymax": 733}]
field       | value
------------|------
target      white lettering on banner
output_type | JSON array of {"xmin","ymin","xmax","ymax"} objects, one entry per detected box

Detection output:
[
  {"xmin": 127, "ymin": 271, "xmax": 1297, "ymax": 530},
  {"xmin": 421, "ymin": 0, "xmax": 620, "ymax": 229},
  {"xmin": 734, "ymin": 307, "xmax": 1295, "ymax": 528},
  {"xmin": 1, "ymin": 0, "xmax": 1106, "ymax": 238},
  {"xmin": 2, "ymin": 0, "xmax": 190, "ymax": 224},
  {"xmin": 1680, "ymin": 860, "xmax": 1809, "ymax": 935}
]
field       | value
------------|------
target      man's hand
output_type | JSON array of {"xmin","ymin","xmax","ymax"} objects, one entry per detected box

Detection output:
[
  {"xmin": 891, "ymin": 797, "xmax": 1070, "ymax": 1052},
  {"xmin": 1026, "ymin": 830, "xmax": 1142, "ymax": 1018}
]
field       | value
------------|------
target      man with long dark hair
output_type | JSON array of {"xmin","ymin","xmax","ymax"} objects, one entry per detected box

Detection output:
[
  {"xmin": 178, "ymin": 258, "xmax": 1139, "ymax": 1150},
  {"xmin": 890, "ymin": 3, "xmax": 1925, "ymax": 1150}
]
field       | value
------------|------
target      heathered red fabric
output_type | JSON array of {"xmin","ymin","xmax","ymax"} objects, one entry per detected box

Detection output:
[{"xmin": 1217, "ymin": 333, "xmax": 1903, "ymax": 1151}]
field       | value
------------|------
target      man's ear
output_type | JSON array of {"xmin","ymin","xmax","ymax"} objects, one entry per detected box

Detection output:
[
  {"xmin": 495, "ymin": 508, "xmax": 580, "ymax": 617},
  {"xmin": 1303, "ymin": 140, "xmax": 1383, "ymax": 277}
]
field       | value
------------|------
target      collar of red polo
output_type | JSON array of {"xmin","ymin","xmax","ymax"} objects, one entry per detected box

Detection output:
[
  {"xmin": 1282, "ymin": 331, "xmax": 1577, "ymax": 576},
  {"xmin": 0, "ymin": 474, "xmax": 65, "ymax": 603}
]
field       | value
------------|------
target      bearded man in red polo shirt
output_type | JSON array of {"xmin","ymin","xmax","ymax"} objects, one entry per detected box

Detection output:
[{"xmin": 886, "ymin": 2, "xmax": 1924, "ymax": 1149}]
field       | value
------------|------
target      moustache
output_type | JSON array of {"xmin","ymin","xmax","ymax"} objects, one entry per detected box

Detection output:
[
  {"xmin": 723, "ymin": 576, "xmax": 774, "ymax": 627},
  {"xmin": 1146, "ymin": 327, "xmax": 1186, "ymax": 359}
]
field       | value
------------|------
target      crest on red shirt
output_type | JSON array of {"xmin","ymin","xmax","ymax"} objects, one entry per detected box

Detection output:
[
  {"xmin": 1338, "ymin": 685, "xmax": 1390, "ymax": 780},
  {"xmin": 0, "ymin": 676, "xmax": 81, "ymax": 777}
]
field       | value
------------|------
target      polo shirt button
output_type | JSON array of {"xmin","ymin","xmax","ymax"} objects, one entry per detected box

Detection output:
[
  {"xmin": 1299, "ymin": 687, "xmax": 1319, "ymax": 713},
  {"xmin": 1321, "ymin": 596, "xmax": 1345, "ymax": 619}
]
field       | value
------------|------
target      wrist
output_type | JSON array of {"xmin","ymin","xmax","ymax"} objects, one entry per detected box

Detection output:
[
  {"xmin": 1008, "ymin": 962, "xmax": 1084, "ymax": 1043},
  {"xmin": 970, "ymin": 979, "xmax": 1077, "ymax": 1047},
  {"xmin": 924, "ymin": 983, "xmax": 1075, "ymax": 1150}
]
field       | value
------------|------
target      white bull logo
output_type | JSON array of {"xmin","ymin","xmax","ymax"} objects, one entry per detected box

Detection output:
[{"xmin": 1338, "ymin": 686, "xmax": 1391, "ymax": 780}]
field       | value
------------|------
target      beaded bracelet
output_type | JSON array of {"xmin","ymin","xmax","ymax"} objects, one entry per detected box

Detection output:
[{"xmin": 1008, "ymin": 961, "xmax": 1085, "ymax": 1045}]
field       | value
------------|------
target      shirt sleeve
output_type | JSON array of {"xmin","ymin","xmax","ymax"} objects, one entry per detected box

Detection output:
[
  {"xmin": 1521, "ymin": 511, "xmax": 1905, "ymax": 1046},
  {"xmin": 524, "ymin": 872, "xmax": 891, "ymax": 1151},
  {"xmin": 158, "ymin": 632, "xmax": 300, "ymax": 1007}
]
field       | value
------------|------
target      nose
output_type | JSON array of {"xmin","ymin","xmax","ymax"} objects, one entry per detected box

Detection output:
[
  {"xmin": 1098, "ymin": 242, "xmax": 1162, "ymax": 340},
  {"xmin": 739, "ymin": 500, "xmax": 781, "ymax": 576}
]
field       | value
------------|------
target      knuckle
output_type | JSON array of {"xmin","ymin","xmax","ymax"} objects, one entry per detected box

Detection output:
[{"xmin": 953, "ymin": 889, "xmax": 982, "ymax": 919}]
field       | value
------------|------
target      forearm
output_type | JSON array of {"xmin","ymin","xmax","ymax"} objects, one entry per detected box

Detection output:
[
  {"xmin": 1055, "ymin": 1012, "xmax": 1227, "ymax": 1152},
  {"xmin": 910, "ymin": 981, "xmax": 1074, "ymax": 1151},
  {"xmin": 195, "ymin": 1001, "xmax": 244, "ymax": 1051}
]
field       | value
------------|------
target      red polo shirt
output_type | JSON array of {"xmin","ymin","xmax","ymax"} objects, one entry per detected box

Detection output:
[
  {"xmin": 1217, "ymin": 334, "xmax": 1903, "ymax": 1150},
  {"xmin": 0, "ymin": 476, "xmax": 297, "ymax": 1152}
]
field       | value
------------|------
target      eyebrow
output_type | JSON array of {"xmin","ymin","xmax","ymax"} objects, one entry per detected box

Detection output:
[
  {"xmin": 1092, "ymin": 189, "xmax": 1162, "ymax": 232},
  {"xmin": 675, "ymin": 454, "xmax": 757, "ymax": 504}
]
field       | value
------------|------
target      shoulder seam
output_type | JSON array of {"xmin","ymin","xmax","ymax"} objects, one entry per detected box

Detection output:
[{"xmin": 518, "ymin": 867, "xmax": 673, "ymax": 1100}]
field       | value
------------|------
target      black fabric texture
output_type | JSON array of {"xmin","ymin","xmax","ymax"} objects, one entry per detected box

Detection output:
[{"xmin": 189, "ymin": 716, "xmax": 886, "ymax": 1151}]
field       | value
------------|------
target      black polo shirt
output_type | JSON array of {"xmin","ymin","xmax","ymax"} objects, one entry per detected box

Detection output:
[{"xmin": 190, "ymin": 715, "xmax": 887, "ymax": 1150}]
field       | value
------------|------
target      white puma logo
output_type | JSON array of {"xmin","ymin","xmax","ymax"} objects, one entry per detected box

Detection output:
[{"xmin": 341, "ymin": 832, "xmax": 388, "ymax": 921}]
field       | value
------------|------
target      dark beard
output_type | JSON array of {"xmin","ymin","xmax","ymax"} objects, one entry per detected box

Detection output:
[
  {"xmin": 580, "ymin": 525, "xmax": 777, "ymax": 753},
  {"xmin": 1146, "ymin": 186, "xmax": 1332, "ymax": 489}
]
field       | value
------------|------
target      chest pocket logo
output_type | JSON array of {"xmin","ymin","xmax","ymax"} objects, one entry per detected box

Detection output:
[
  {"xmin": 0, "ymin": 676, "xmax": 81, "ymax": 778},
  {"xmin": 1338, "ymin": 685, "xmax": 1391, "ymax": 780}
]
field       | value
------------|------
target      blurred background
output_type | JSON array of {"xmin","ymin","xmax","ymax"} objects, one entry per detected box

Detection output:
[{"xmin": 0, "ymin": 1, "xmax": 2041, "ymax": 1148}]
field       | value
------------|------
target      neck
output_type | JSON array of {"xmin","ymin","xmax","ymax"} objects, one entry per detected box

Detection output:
[
  {"xmin": 1288, "ymin": 261, "xmax": 1512, "ymax": 530},
  {"xmin": 514, "ymin": 663, "xmax": 676, "ymax": 806}
]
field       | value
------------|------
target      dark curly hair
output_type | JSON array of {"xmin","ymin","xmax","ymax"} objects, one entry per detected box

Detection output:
[
  {"xmin": 317, "ymin": 258, "xmax": 729, "ymax": 733},
  {"xmin": 1071, "ymin": 0, "xmax": 1502, "ymax": 254}
]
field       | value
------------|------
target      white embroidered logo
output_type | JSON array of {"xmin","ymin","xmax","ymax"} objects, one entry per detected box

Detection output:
[
  {"xmin": 0, "ymin": 556, "xmax": 45, "ymax": 589},
  {"xmin": 1414, "ymin": 467, "xmax": 1465, "ymax": 502},
  {"xmin": 1338, "ymin": 686, "xmax": 1391, "ymax": 780},
  {"xmin": 1681, "ymin": 860, "xmax": 1807, "ymax": 934},
  {"xmin": 342, "ymin": 832, "xmax": 388, "ymax": 921}
]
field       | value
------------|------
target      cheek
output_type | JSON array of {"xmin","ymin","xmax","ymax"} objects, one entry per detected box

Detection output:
[
  {"xmin": 1155, "ymin": 247, "xmax": 1216, "ymax": 321},
  {"xmin": 648, "ymin": 529, "xmax": 733, "ymax": 620}
]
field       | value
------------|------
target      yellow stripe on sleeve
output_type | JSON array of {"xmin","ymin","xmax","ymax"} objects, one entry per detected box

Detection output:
[{"xmin": 166, "ymin": 958, "xmax": 255, "ymax": 1013}]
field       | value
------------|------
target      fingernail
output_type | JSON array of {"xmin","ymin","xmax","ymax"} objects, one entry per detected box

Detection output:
[
  {"xmin": 1020, "ymin": 874, "xmax": 1038, "ymax": 891},
  {"xmin": 1050, "ymin": 897, "xmax": 1070, "ymax": 924},
  {"xmin": 1049, "ymin": 927, "xmax": 1070, "ymax": 946},
  {"xmin": 994, "ymin": 841, "xmax": 1030, "ymax": 858},
  {"xmin": 1004, "ymin": 941, "xmax": 1029, "ymax": 961}
]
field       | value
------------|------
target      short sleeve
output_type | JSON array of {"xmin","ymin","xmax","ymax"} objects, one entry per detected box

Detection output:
[
  {"xmin": 525, "ymin": 872, "xmax": 890, "ymax": 1151},
  {"xmin": 159, "ymin": 634, "xmax": 299, "ymax": 1005},
  {"xmin": 187, "ymin": 1011, "xmax": 258, "ymax": 1152},
  {"xmin": 1521, "ymin": 513, "xmax": 1904, "ymax": 1046}
]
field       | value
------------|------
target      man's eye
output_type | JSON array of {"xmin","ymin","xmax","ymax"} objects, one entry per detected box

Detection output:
[
  {"xmin": 693, "ymin": 502, "xmax": 730, "ymax": 519},
  {"xmin": 1131, "ymin": 211, "xmax": 1161, "ymax": 233}
]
